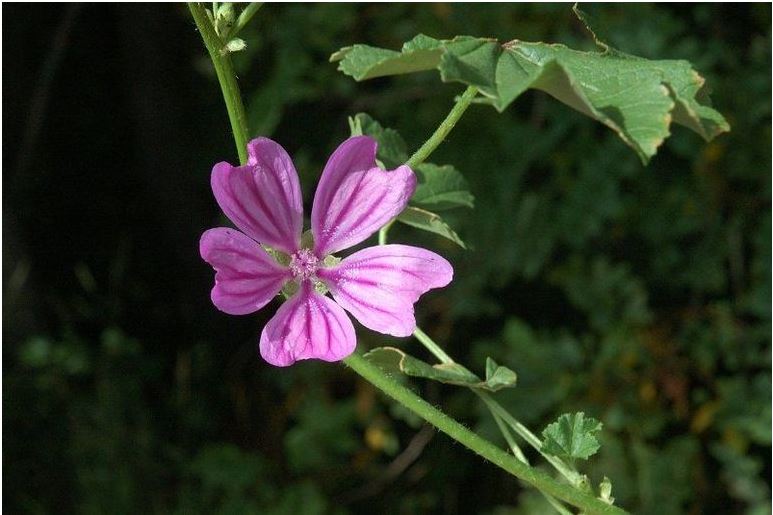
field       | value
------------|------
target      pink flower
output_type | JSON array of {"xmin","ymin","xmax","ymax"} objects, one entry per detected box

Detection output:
[{"xmin": 200, "ymin": 136, "xmax": 453, "ymax": 366}]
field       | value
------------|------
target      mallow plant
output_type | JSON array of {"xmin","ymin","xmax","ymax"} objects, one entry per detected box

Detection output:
[{"xmin": 189, "ymin": 4, "xmax": 729, "ymax": 513}]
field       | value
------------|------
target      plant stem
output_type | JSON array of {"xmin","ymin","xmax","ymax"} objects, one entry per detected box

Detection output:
[
  {"xmin": 343, "ymin": 353, "xmax": 624, "ymax": 515},
  {"xmin": 188, "ymin": 2, "xmax": 250, "ymax": 164},
  {"xmin": 491, "ymin": 403, "xmax": 573, "ymax": 515},
  {"xmin": 413, "ymin": 326, "xmax": 454, "ymax": 364},
  {"xmin": 415, "ymin": 324, "xmax": 586, "ymax": 491},
  {"xmin": 492, "ymin": 410, "xmax": 529, "ymax": 464},
  {"xmin": 478, "ymin": 391, "xmax": 583, "ymax": 487},
  {"xmin": 414, "ymin": 324, "xmax": 584, "ymax": 487},
  {"xmin": 228, "ymin": 2, "xmax": 264, "ymax": 39},
  {"xmin": 380, "ymin": 86, "xmax": 477, "ymax": 244},
  {"xmin": 378, "ymin": 220, "xmax": 394, "ymax": 246},
  {"xmin": 406, "ymin": 85, "xmax": 478, "ymax": 169},
  {"xmin": 189, "ymin": 8, "xmax": 622, "ymax": 511}
]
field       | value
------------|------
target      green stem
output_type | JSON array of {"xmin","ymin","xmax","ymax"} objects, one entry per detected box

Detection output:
[
  {"xmin": 416, "ymin": 304, "xmax": 586, "ymax": 483},
  {"xmin": 545, "ymin": 494, "xmax": 576, "ymax": 515},
  {"xmin": 491, "ymin": 410, "xmax": 529, "ymax": 464},
  {"xmin": 491, "ymin": 407, "xmax": 573, "ymax": 515},
  {"xmin": 415, "ymin": 324, "xmax": 586, "ymax": 491},
  {"xmin": 343, "ymin": 353, "xmax": 624, "ymax": 515},
  {"xmin": 380, "ymin": 86, "xmax": 477, "ymax": 245},
  {"xmin": 406, "ymin": 85, "xmax": 478, "ymax": 169},
  {"xmin": 413, "ymin": 326, "xmax": 454, "ymax": 364},
  {"xmin": 189, "ymin": 8, "xmax": 621, "ymax": 511},
  {"xmin": 378, "ymin": 220, "xmax": 394, "ymax": 246},
  {"xmin": 414, "ymin": 324, "xmax": 584, "ymax": 487},
  {"xmin": 188, "ymin": 2, "xmax": 250, "ymax": 164},
  {"xmin": 478, "ymin": 391, "xmax": 583, "ymax": 487},
  {"xmin": 228, "ymin": 2, "xmax": 263, "ymax": 39}
]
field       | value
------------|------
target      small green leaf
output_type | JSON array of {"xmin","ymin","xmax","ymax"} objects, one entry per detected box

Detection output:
[
  {"xmin": 413, "ymin": 163, "xmax": 475, "ymax": 211},
  {"xmin": 365, "ymin": 347, "xmax": 480, "ymax": 385},
  {"xmin": 331, "ymin": 34, "xmax": 444, "ymax": 81},
  {"xmin": 397, "ymin": 206, "xmax": 467, "ymax": 249},
  {"xmin": 348, "ymin": 113, "xmax": 409, "ymax": 169},
  {"xmin": 365, "ymin": 348, "xmax": 517, "ymax": 392},
  {"xmin": 483, "ymin": 357, "xmax": 518, "ymax": 391},
  {"xmin": 541, "ymin": 412, "xmax": 603, "ymax": 460}
]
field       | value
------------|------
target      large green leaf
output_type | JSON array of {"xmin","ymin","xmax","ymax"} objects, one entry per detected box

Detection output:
[{"xmin": 331, "ymin": 9, "xmax": 729, "ymax": 164}]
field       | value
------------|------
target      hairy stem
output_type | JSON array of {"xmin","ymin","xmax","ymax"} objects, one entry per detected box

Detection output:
[
  {"xmin": 189, "ymin": 7, "xmax": 622, "ymax": 512},
  {"xmin": 414, "ymin": 324, "xmax": 584, "ymax": 487},
  {"xmin": 478, "ymin": 391, "xmax": 583, "ymax": 487},
  {"xmin": 189, "ymin": 2, "xmax": 250, "ymax": 164},
  {"xmin": 418, "ymin": 320, "xmax": 584, "ymax": 486},
  {"xmin": 343, "ymin": 353, "xmax": 624, "ymax": 515},
  {"xmin": 406, "ymin": 85, "xmax": 478, "ymax": 169}
]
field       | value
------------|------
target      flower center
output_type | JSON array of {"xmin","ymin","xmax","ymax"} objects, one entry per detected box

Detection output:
[{"xmin": 289, "ymin": 248, "xmax": 319, "ymax": 282}]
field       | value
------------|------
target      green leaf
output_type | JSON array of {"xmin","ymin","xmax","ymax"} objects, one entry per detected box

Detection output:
[
  {"xmin": 349, "ymin": 114, "xmax": 475, "ymax": 211},
  {"xmin": 413, "ymin": 163, "xmax": 475, "ymax": 211},
  {"xmin": 347, "ymin": 114, "xmax": 473, "ymax": 243},
  {"xmin": 365, "ymin": 346, "xmax": 478, "ymax": 384},
  {"xmin": 364, "ymin": 347, "xmax": 517, "ymax": 392},
  {"xmin": 348, "ymin": 113, "xmax": 409, "ymax": 169},
  {"xmin": 331, "ymin": 12, "xmax": 729, "ymax": 164},
  {"xmin": 484, "ymin": 357, "xmax": 518, "ymax": 391},
  {"xmin": 397, "ymin": 206, "xmax": 467, "ymax": 249},
  {"xmin": 330, "ymin": 34, "xmax": 444, "ymax": 80},
  {"xmin": 541, "ymin": 412, "xmax": 603, "ymax": 460}
]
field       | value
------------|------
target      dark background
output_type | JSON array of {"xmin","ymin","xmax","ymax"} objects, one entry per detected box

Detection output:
[{"xmin": 3, "ymin": 4, "xmax": 771, "ymax": 514}]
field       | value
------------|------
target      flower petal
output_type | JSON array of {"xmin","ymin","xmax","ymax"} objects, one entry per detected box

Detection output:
[
  {"xmin": 311, "ymin": 136, "xmax": 416, "ymax": 256},
  {"xmin": 259, "ymin": 282, "xmax": 356, "ymax": 367},
  {"xmin": 211, "ymin": 138, "xmax": 303, "ymax": 254},
  {"xmin": 200, "ymin": 227, "xmax": 290, "ymax": 315},
  {"xmin": 318, "ymin": 244, "xmax": 453, "ymax": 337}
]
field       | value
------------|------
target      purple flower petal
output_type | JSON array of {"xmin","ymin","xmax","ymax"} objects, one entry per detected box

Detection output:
[
  {"xmin": 318, "ymin": 244, "xmax": 453, "ymax": 337},
  {"xmin": 311, "ymin": 136, "xmax": 416, "ymax": 256},
  {"xmin": 259, "ymin": 282, "xmax": 356, "ymax": 367},
  {"xmin": 200, "ymin": 228, "xmax": 291, "ymax": 315},
  {"xmin": 211, "ymin": 138, "xmax": 303, "ymax": 254}
]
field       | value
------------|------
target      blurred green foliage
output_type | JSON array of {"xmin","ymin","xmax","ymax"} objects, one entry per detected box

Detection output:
[{"xmin": 3, "ymin": 4, "xmax": 770, "ymax": 515}]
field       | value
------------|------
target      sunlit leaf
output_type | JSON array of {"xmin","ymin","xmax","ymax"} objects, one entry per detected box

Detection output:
[
  {"xmin": 331, "ymin": 34, "xmax": 444, "ymax": 80},
  {"xmin": 332, "ymin": 8, "xmax": 730, "ymax": 163}
]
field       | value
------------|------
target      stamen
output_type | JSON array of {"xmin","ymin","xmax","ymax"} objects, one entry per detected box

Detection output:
[{"xmin": 289, "ymin": 248, "xmax": 320, "ymax": 282}]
